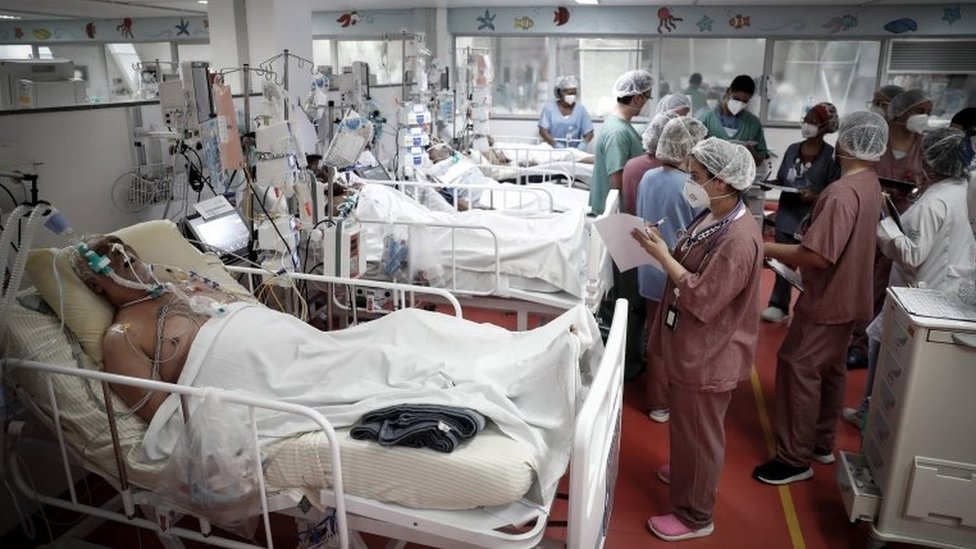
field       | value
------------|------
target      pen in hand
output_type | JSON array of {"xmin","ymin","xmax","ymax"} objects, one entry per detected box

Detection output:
[{"xmin": 644, "ymin": 217, "xmax": 667, "ymax": 235}]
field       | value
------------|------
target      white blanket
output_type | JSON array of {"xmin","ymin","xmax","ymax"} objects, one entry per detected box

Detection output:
[
  {"xmin": 143, "ymin": 302, "xmax": 602, "ymax": 498},
  {"xmin": 357, "ymin": 184, "xmax": 587, "ymax": 297}
]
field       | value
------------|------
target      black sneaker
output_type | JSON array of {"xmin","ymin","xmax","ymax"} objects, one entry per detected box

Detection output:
[
  {"xmin": 846, "ymin": 349, "xmax": 868, "ymax": 370},
  {"xmin": 753, "ymin": 459, "xmax": 813, "ymax": 485}
]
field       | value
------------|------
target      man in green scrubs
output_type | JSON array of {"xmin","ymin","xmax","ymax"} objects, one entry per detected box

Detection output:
[
  {"xmin": 591, "ymin": 68, "xmax": 654, "ymax": 379},
  {"xmin": 589, "ymin": 69, "xmax": 654, "ymax": 215},
  {"xmin": 697, "ymin": 74, "xmax": 769, "ymax": 165}
]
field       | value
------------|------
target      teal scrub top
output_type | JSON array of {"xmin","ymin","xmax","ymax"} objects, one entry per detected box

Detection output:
[
  {"xmin": 589, "ymin": 114, "xmax": 644, "ymax": 214},
  {"xmin": 697, "ymin": 106, "xmax": 769, "ymax": 158}
]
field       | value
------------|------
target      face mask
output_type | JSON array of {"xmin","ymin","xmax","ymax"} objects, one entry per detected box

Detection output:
[
  {"xmin": 906, "ymin": 114, "xmax": 930, "ymax": 134},
  {"xmin": 707, "ymin": 99, "xmax": 718, "ymax": 109},
  {"xmin": 727, "ymin": 99, "xmax": 746, "ymax": 116},
  {"xmin": 891, "ymin": 149, "xmax": 908, "ymax": 160},
  {"xmin": 563, "ymin": 94, "xmax": 577, "ymax": 105},
  {"xmin": 682, "ymin": 178, "xmax": 713, "ymax": 210},
  {"xmin": 800, "ymin": 123, "xmax": 819, "ymax": 139}
]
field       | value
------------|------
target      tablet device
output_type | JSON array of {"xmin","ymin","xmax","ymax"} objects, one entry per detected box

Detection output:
[
  {"xmin": 765, "ymin": 257, "xmax": 804, "ymax": 292},
  {"xmin": 185, "ymin": 208, "xmax": 251, "ymax": 258}
]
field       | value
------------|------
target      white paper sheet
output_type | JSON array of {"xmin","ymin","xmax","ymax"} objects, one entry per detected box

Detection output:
[{"xmin": 593, "ymin": 213, "xmax": 663, "ymax": 272}]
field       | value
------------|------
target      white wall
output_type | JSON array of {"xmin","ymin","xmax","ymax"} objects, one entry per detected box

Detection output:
[{"xmin": 0, "ymin": 106, "xmax": 148, "ymax": 248}]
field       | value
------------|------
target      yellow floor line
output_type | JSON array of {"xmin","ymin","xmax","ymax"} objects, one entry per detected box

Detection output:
[{"xmin": 750, "ymin": 366, "xmax": 807, "ymax": 549}]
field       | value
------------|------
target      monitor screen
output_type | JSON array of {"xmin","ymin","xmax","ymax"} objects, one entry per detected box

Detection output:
[{"xmin": 186, "ymin": 210, "xmax": 250, "ymax": 256}]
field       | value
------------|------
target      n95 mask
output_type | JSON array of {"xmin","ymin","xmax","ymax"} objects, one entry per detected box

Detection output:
[
  {"xmin": 800, "ymin": 123, "xmax": 819, "ymax": 139},
  {"xmin": 727, "ymin": 99, "xmax": 746, "ymax": 116},
  {"xmin": 906, "ymin": 114, "xmax": 930, "ymax": 134},
  {"xmin": 682, "ymin": 179, "xmax": 711, "ymax": 210}
]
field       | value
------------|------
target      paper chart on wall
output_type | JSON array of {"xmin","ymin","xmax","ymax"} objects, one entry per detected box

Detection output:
[{"xmin": 593, "ymin": 213, "xmax": 664, "ymax": 272}]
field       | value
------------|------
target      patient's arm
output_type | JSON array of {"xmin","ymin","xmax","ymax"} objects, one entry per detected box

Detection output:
[{"xmin": 103, "ymin": 326, "xmax": 169, "ymax": 423}]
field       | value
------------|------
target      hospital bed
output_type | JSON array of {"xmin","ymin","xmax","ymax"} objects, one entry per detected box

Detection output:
[
  {"xmin": 468, "ymin": 141, "xmax": 594, "ymax": 188},
  {"xmin": 358, "ymin": 178, "xmax": 590, "ymax": 214},
  {"xmin": 353, "ymin": 183, "xmax": 617, "ymax": 329},
  {"xmin": 1, "ymin": 219, "xmax": 628, "ymax": 549}
]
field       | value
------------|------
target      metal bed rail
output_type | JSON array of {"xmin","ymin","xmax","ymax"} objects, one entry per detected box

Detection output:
[
  {"xmin": 356, "ymin": 218, "xmax": 502, "ymax": 297},
  {"xmin": 355, "ymin": 178, "xmax": 558, "ymax": 212},
  {"xmin": 3, "ymin": 359, "xmax": 351, "ymax": 549}
]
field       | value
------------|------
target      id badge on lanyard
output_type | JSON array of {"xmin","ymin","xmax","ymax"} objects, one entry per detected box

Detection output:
[{"xmin": 665, "ymin": 303, "xmax": 679, "ymax": 330}]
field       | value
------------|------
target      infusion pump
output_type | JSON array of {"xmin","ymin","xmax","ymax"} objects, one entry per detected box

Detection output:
[{"xmin": 319, "ymin": 219, "xmax": 365, "ymax": 279}]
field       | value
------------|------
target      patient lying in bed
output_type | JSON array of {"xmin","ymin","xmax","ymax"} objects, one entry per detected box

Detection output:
[
  {"xmin": 73, "ymin": 235, "xmax": 241, "ymax": 421},
  {"xmin": 73, "ymin": 234, "xmax": 602, "ymax": 498}
]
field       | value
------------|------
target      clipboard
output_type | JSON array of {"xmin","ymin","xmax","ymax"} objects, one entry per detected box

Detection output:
[
  {"xmin": 757, "ymin": 180, "xmax": 802, "ymax": 194},
  {"xmin": 765, "ymin": 257, "xmax": 804, "ymax": 292},
  {"xmin": 878, "ymin": 177, "xmax": 916, "ymax": 191}
]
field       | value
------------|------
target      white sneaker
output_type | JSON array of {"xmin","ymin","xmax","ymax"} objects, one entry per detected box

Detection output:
[
  {"xmin": 648, "ymin": 409, "xmax": 670, "ymax": 423},
  {"xmin": 761, "ymin": 306, "xmax": 788, "ymax": 323},
  {"xmin": 812, "ymin": 452, "xmax": 836, "ymax": 465},
  {"xmin": 843, "ymin": 407, "xmax": 864, "ymax": 428}
]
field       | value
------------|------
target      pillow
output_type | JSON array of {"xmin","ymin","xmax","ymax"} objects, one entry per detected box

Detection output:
[{"xmin": 25, "ymin": 219, "xmax": 252, "ymax": 363}]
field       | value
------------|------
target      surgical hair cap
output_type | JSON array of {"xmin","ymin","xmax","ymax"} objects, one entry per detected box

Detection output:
[
  {"xmin": 642, "ymin": 113, "xmax": 676, "ymax": 153},
  {"xmin": 656, "ymin": 93, "xmax": 692, "ymax": 116},
  {"xmin": 691, "ymin": 137, "xmax": 756, "ymax": 191},
  {"xmin": 809, "ymin": 102, "xmax": 840, "ymax": 133},
  {"xmin": 613, "ymin": 69, "xmax": 654, "ymax": 98},
  {"xmin": 876, "ymin": 84, "xmax": 905, "ymax": 102},
  {"xmin": 554, "ymin": 75, "xmax": 579, "ymax": 96},
  {"xmin": 836, "ymin": 111, "xmax": 889, "ymax": 162},
  {"xmin": 887, "ymin": 89, "xmax": 931, "ymax": 121},
  {"xmin": 656, "ymin": 117, "xmax": 707, "ymax": 165},
  {"xmin": 922, "ymin": 127, "xmax": 969, "ymax": 178}
]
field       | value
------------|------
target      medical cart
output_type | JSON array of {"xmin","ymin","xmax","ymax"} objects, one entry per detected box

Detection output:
[{"xmin": 838, "ymin": 287, "xmax": 976, "ymax": 549}]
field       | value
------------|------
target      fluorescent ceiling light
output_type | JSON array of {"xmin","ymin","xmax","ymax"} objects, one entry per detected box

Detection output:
[
  {"xmin": 0, "ymin": 14, "xmax": 23, "ymax": 19},
  {"xmin": 197, "ymin": 0, "xmax": 208, "ymax": 4},
  {"xmin": 575, "ymin": 0, "xmax": 599, "ymax": 4}
]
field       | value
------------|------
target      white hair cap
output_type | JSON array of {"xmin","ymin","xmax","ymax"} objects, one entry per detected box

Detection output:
[
  {"xmin": 555, "ymin": 75, "xmax": 578, "ymax": 91},
  {"xmin": 656, "ymin": 117, "xmax": 707, "ymax": 165},
  {"xmin": 613, "ymin": 69, "xmax": 654, "ymax": 98},
  {"xmin": 656, "ymin": 93, "xmax": 692, "ymax": 116},
  {"xmin": 691, "ymin": 137, "xmax": 756, "ymax": 190},
  {"xmin": 642, "ymin": 113, "xmax": 676, "ymax": 153},
  {"xmin": 837, "ymin": 111, "xmax": 889, "ymax": 162}
]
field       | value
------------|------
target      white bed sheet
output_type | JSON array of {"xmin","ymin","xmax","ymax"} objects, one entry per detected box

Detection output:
[
  {"xmin": 5, "ymin": 300, "xmax": 541, "ymax": 510},
  {"xmin": 356, "ymin": 184, "xmax": 587, "ymax": 298},
  {"xmin": 144, "ymin": 302, "xmax": 602, "ymax": 499}
]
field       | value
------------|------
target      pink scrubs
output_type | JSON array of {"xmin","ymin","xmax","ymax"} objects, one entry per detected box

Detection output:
[
  {"xmin": 645, "ymin": 299, "xmax": 667, "ymax": 411},
  {"xmin": 622, "ymin": 153, "xmax": 661, "ymax": 215},
  {"xmin": 647, "ymin": 204, "xmax": 762, "ymax": 529},
  {"xmin": 774, "ymin": 170, "xmax": 883, "ymax": 467}
]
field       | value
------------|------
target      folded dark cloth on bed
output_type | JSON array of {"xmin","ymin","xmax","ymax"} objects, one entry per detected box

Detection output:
[{"xmin": 350, "ymin": 404, "xmax": 486, "ymax": 453}]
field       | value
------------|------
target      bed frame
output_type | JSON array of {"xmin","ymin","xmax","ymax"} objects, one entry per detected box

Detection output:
[
  {"xmin": 3, "ymin": 263, "xmax": 627, "ymax": 549},
  {"xmin": 354, "ymin": 184, "xmax": 617, "ymax": 330}
]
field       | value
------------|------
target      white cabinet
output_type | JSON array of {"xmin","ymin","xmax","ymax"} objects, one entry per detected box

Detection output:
[{"xmin": 838, "ymin": 287, "xmax": 976, "ymax": 549}]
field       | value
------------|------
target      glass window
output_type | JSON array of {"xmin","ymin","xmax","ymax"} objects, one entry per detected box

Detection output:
[
  {"xmin": 576, "ymin": 38, "xmax": 652, "ymax": 117},
  {"xmin": 768, "ymin": 40, "xmax": 880, "ymax": 123},
  {"xmin": 885, "ymin": 39, "xmax": 976, "ymax": 117},
  {"xmin": 0, "ymin": 45, "xmax": 33, "ymax": 59},
  {"xmin": 177, "ymin": 43, "xmax": 210, "ymax": 65},
  {"xmin": 659, "ymin": 38, "xmax": 765, "ymax": 118},
  {"xmin": 457, "ymin": 36, "xmax": 548, "ymax": 116},
  {"xmin": 106, "ymin": 42, "xmax": 171, "ymax": 101},
  {"xmin": 886, "ymin": 74, "xmax": 976, "ymax": 119},
  {"xmin": 38, "ymin": 44, "xmax": 108, "ymax": 103},
  {"xmin": 312, "ymin": 39, "xmax": 333, "ymax": 69},
  {"xmin": 337, "ymin": 39, "xmax": 403, "ymax": 85}
]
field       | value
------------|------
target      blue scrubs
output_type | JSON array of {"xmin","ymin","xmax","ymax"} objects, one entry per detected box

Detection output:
[{"xmin": 538, "ymin": 101, "xmax": 594, "ymax": 149}]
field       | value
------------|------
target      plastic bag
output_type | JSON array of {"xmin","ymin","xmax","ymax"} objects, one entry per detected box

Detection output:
[
  {"xmin": 158, "ymin": 390, "xmax": 261, "ymax": 538},
  {"xmin": 408, "ymin": 225, "xmax": 445, "ymax": 287}
]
